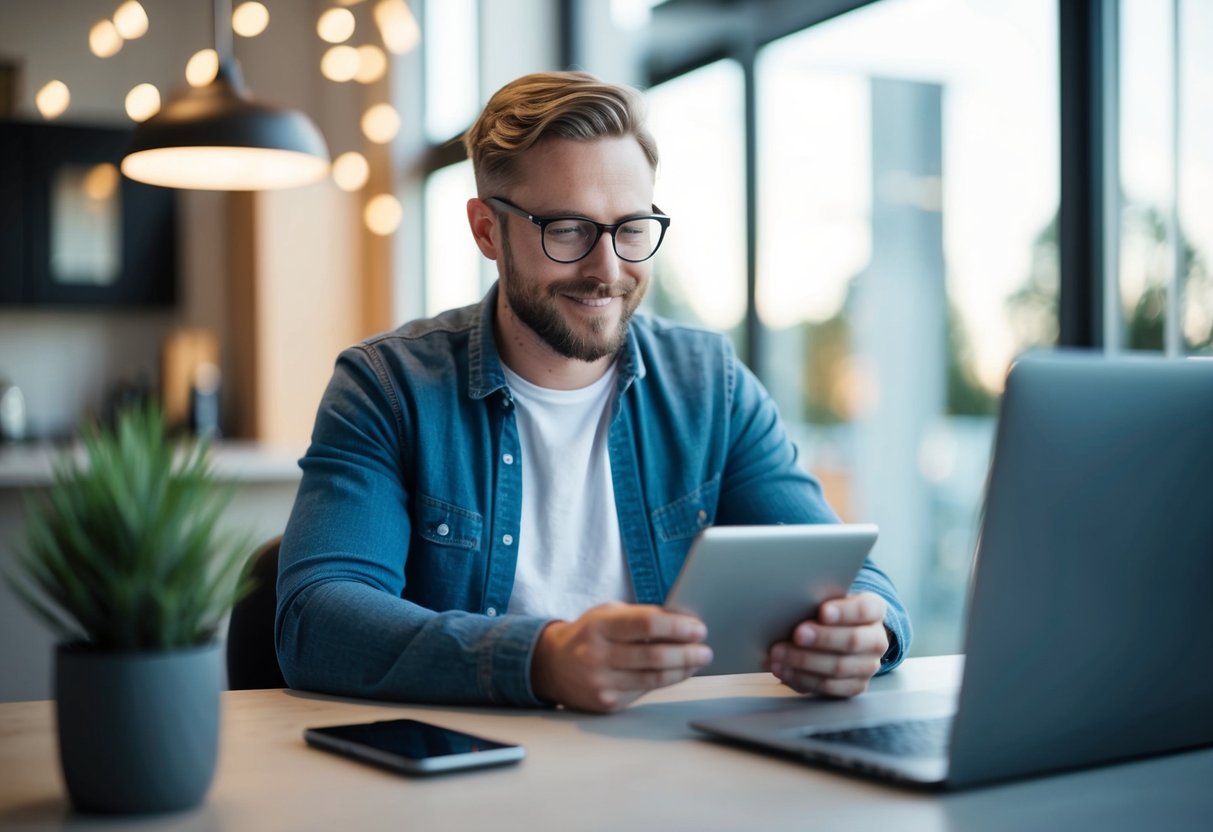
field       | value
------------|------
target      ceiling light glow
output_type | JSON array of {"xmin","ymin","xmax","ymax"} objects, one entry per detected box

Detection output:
[
  {"xmin": 125, "ymin": 83, "xmax": 161, "ymax": 122},
  {"xmin": 113, "ymin": 1, "xmax": 149, "ymax": 39},
  {"xmin": 354, "ymin": 44, "xmax": 387, "ymax": 83},
  {"xmin": 318, "ymin": 8, "xmax": 357, "ymax": 43},
  {"xmin": 35, "ymin": 80, "xmax": 71, "ymax": 119},
  {"xmin": 365, "ymin": 193, "xmax": 402, "ymax": 235},
  {"xmin": 186, "ymin": 49, "xmax": 220, "ymax": 87},
  {"xmin": 89, "ymin": 19, "xmax": 124, "ymax": 58},
  {"xmin": 332, "ymin": 151, "xmax": 370, "ymax": 191},
  {"xmin": 232, "ymin": 2, "xmax": 270, "ymax": 37},
  {"xmin": 361, "ymin": 103, "xmax": 400, "ymax": 143}
]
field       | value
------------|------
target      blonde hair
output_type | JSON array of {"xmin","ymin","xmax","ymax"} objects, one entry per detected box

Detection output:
[{"xmin": 463, "ymin": 71, "xmax": 659, "ymax": 196}]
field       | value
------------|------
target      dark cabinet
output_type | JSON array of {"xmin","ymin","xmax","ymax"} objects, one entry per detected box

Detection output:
[{"xmin": 0, "ymin": 120, "xmax": 176, "ymax": 307}]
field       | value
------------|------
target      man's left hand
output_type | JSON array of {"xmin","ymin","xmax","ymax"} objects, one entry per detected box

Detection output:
[{"xmin": 767, "ymin": 592, "xmax": 888, "ymax": 697}]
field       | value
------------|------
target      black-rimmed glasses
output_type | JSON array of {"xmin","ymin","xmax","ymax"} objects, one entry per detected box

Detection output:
[{"xmin": 486, "ymin": 196, "xmax": 671, "ymax": 264}]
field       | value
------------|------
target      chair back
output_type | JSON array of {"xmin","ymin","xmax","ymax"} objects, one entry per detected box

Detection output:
[{"xmin": 226, "ymin": 537, "xmax": 286, "ymax": 690}]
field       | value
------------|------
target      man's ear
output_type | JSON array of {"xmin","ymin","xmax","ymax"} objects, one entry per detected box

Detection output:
[{"xmin": 467, "ymin": 198, "xmax": 500, "ymax": 260}]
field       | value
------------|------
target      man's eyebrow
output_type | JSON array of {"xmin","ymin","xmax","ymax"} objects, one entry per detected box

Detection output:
[{"xmin": 536, "ymin": 206, "xmax": 655, "ymax": 221}]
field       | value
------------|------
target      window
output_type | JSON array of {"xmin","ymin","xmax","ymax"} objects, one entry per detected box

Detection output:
[
  {"xmin": 423, "ymin": 160, "xmax": 495, "ymax": 316},
  {"xmin": 646, "ymin": 59, "xmax": 748, "ymax": 350},
  {"xmin": 1118, "ymin": 0, "xmax": 1213, "ymax": 354},
  {"xmin": 753, "ymin": 0, "xmax": 1058, "ymax": 653}
]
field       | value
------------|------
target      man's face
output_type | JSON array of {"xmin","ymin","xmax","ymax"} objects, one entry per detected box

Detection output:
[{"xmin": 494, "ymin": 136, "xmax": 655, "ymax": 364}]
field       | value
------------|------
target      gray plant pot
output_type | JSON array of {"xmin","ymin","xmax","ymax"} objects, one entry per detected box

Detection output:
[{"xmin": 54, "ymin": 642, "xmax": 221, "ymax": 814}]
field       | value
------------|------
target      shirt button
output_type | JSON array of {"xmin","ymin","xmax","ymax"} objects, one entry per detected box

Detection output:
[
  {"xmin": 502, "ymin": 453, "xmax": 514, "ymax": 465},
  {"xmin": 500, "ymin": 395, "xmax": 511, "ymax": 409},
  {"xmin": 436, "ymin": 523, "xmax": 450, "ymax": 536},
  {"xmin": 502, "ymin": 534, "xmax": 514, "ymax": 546},
  {"xmin": 697, "ymin": 510, "xmax": 708, "ymax": 525},
  {"xmin": 486, "ymin": 607, "xmax": 497, "ymax": 617}
]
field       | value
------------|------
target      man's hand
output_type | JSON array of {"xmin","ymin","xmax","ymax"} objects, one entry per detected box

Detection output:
[
  {"xmin": 531, "ymin": 602, "xmax": 712, "ymax": 713},
  {"xmin": 767, "ymin": 592, "xmax": 889, "ymax": 698}
]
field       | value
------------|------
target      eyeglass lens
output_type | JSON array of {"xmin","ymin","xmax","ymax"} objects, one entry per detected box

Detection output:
[{"xmin": 544, "ymin": 218, "xmax": 663, "ymax": 263}]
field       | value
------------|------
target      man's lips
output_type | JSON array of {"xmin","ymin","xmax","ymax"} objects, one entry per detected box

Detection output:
[{"xmin": 565, "ymin": 295, "xmax": 614, "ymax": 307}]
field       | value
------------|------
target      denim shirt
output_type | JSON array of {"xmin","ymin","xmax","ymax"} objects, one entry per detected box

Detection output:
[{"xmin": 276, "ymin": 283, "xmax": 912, "ymax": 706}]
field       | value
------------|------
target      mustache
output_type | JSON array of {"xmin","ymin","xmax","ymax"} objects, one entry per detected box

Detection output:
[{"xmin": 545, "ymin": 277, "xmax": 638, "ymax": 299}]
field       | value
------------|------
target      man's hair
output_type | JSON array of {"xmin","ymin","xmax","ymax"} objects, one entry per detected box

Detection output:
[{"xmin": 463, "ymin": 71, "xmax": 659, "ymax": 196}]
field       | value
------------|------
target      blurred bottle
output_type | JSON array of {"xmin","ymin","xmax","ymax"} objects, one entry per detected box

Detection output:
[
  {"xmin": 191, "ymin": 362, "xmax": 221, "ymax": 439},
  {"xmin": 0, "ymin": 381, "xmax": 26, "ymax": 442}
]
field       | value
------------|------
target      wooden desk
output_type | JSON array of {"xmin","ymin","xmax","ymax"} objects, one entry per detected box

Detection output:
[{"xmin": 1, "ymin": 656, "xmax": 1210, "ymax": 831}]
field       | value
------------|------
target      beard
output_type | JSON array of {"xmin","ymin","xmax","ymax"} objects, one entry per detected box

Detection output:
[{"xmin": 500, "ymin": 233, "xmax": 646, "ymax": 363}]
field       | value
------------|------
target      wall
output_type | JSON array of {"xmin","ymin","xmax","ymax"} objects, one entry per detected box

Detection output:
[{"xmin": 0, "ymin": 0, "xmax": 367, "ymax": 440}]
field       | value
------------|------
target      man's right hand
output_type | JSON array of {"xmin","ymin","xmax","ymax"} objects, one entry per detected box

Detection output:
[{"xmin": 530, "ymin": 602, "xmax": 712, "ymax": 713}]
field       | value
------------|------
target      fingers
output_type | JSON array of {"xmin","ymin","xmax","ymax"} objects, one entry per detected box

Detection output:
[
  {"xmin": 593, "ymin": 603, "xmax": 708, "ymax": 644},
  {"xmin": 764, "ymin": 593, "xmax": 890, "ymax": 700},
  {"xmin": 816, "ymin": 592, "xmax": 887, "ymax": 627},
  {"xmin": 608, "ymin": 641, "xmax": 713, "ymax": 671}
]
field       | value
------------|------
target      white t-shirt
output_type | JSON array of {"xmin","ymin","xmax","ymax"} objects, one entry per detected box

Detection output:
[{"xmin": 501, "ymin": 363, "xmax": 633, "ymax": 620}]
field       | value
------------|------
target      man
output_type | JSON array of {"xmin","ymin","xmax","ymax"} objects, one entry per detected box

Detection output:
[{"xmin": 277, "ymin": 71, "xmax": 911, "ymax": 713}]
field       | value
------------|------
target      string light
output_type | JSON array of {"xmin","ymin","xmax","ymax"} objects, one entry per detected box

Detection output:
[
  {"xmin": 35, "ymin": 80, "xmax": 71, "ymax": 119},
  {"xmin": 361, "ymin": 103, "xmax": 400, "ymax": 143},
  {"xmin": 113, "ymin": 1, "xmax": 149, "ymax": 40},
  {"xmin": 318, "ymin": 8, "xmax": 356, "ymax": 43},
  {"xmin": 125, "ymin": 83, "xmax": 161, "ymax": 122},
  {"xmin": 321, "ymin": 45, "xmax": 360, "ymax": 82},
  {"xmin": 364, "ymin": 194, "xmax": 402, "ymax": 235},
  {"xmin": 353, "ymin": 44, "xmax": 387, "ymax": 83},
  {"xmin": 89, "ymin": 19, "xmax": 123, "ymax": 58},
  {"xmin": 232, "ymin": 2, "xmax": 270, "ymax": 37},
  {"xmin": 331, "ymin": 151, "xmax": 370, "ymax": 191},
  {"xmin": 185, "ymin": 49, "xmax": 219, "ymax": 87}
]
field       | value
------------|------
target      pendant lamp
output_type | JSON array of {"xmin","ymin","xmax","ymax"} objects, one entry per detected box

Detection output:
[{"xmin": 121, "ymin": 0, "xmax": 330, "ymax": 190}]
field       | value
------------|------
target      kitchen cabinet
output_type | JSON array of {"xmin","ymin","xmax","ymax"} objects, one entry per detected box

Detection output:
[{"xmin": 0, "ymin": 120, "xmax": 176, "ymax": 307}]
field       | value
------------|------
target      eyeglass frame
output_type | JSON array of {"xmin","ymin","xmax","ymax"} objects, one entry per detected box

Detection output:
[{"xmin": 484, "ymin": 196, "xmax": 671, "ymax": 264}]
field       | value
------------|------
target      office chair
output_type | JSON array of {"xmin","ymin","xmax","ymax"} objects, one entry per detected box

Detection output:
[{"xmin": 225, "ymin": 536, "xmax": 287, "ymax": 690}]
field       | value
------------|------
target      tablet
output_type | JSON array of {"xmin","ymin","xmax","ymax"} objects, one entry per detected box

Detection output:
[{"xmin": 663, "ymin": 524, "xmax": 878, "ymax": 675}]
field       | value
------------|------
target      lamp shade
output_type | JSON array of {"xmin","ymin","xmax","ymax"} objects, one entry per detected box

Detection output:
[{"xmin": 121, "ymin": 63, "xmax": 330, "ymax": 191}]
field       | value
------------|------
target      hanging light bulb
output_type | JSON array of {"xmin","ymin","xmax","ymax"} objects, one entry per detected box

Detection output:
[
  {"xmin": 125, "ymin": 83, "xmax": 161, "ymax": 122},
  {"xmin": 35, "ymin": 80, "xmax": 71, "ymax": 120},
  {"xmin": 232, "ymin": 1, "xmax": 269, "ymax": 37},
  {"xmin": 320, "ymin": 45, "xmax": 360, "ymax": 82},
  {"xmin": 353, "ymin": 44, "xmax": 387, "ymax": 84},
  {"xmin": 317, "ymin": 8, "xmax": 356, "ymax": 43},
  {"xmin": 113, "ymin": 1, "xmax": 149, "ymax": 39},
  {"xmin": 361, "ymin": 103, "xmax": 400, "ymax": 143},
  {"xmin": 365, "ymin": 194, "xmax": 402, "ymax": 236},
  {"xmin": 122, "ymin": 0, "xmax": 329, "ymax": 190},
  {"xmin": 89, "ymin": 19, "xmax": 124, "ymax": 58},
  {"xmin": 331, "ymin": 151, "xmax": 369, "ymax": 191},
  {"xmin": 374, "ymin": 0, "xmax": 419, "ymax": 55},
  {"xmin": 186, "ymin": 49, "xmax": 219, "ymax": 87}
]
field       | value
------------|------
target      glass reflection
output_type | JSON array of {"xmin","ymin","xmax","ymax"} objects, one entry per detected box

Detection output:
[{"xmin": 51, "ymin": 163, "xmax": 122, "ymax": 286}]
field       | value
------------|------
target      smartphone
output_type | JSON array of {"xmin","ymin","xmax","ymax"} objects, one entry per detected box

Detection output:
[{"xmin": 304, "ymin": 718, "xmax": 525, "ymax": 775}]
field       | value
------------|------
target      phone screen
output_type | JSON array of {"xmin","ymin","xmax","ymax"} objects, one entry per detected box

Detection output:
[
  {"xmin": 312, "ymin": 719, "xmax": 516, "ymax": 760},
  {"xmin": 306, "ymin": 718, "xmax": 527, "ymax": 776}
]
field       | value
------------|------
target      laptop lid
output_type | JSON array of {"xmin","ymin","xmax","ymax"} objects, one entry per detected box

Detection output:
[
  {"xmin": 946, "ymin": 353, "xmax": 1213, "ymax": 787},
  {"xmin": 691, "ymin": 353, "xmax": 1213, "ymax": 789}
]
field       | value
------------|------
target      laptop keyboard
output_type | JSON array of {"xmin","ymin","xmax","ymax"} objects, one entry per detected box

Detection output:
[{"xmin": 804, "ymin": 716, "xmax": 953, "ymax": 757}]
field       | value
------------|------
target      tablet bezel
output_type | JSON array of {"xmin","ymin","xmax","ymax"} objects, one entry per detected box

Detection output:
[{"xmin": 663, "ymin": 524, "xmax": 878, "ymax": 675}]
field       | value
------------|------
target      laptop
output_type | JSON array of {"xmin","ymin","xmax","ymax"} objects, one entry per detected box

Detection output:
[{"xmin": 692, "ymin": 353, "xmax": 1213, "ymax": 789}]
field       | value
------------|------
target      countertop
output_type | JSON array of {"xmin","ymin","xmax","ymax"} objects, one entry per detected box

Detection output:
[{"xmin": 0, "ymin": 440, "xmax": 305, "ymax": 487}]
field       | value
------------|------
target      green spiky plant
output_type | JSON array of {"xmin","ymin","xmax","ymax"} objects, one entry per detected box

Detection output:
[{"xmin": 6, "ymin": 404, "xmax": 253, "ymax": 650}]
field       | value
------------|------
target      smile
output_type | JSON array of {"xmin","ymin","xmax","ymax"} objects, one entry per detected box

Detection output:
[{"xmin": 566, "ymin": 295, "xmax": 615, "ymax": 307}]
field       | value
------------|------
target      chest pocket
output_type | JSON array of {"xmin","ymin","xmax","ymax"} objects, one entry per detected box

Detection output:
[
  {"xmin": 415, "ymin": 494, "xmax": 482, "ymax": 550},
  {"xmin": 651, "ymin": 474, "xmax": 721, "ymax": 543}
]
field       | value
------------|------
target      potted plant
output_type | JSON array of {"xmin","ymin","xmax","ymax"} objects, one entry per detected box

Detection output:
[{"xmin": 5, "ymin": 404, "xmax": 251, "ymax": 814}]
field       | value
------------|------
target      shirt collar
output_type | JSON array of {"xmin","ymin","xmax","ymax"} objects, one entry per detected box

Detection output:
[{"xmin": 466, "ymin": 281, "xmax": 647, "ymax": 401}]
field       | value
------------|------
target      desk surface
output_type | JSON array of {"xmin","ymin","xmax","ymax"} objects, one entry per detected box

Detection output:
[{"xmin": 1, "ymin": 656, "xmax": 1210, "ymax": 832}]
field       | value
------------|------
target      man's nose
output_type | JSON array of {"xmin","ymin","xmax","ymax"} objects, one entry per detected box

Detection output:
[{"xmin": 580, "ymin": 230, "xmax": 622, "ymax": 283}]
